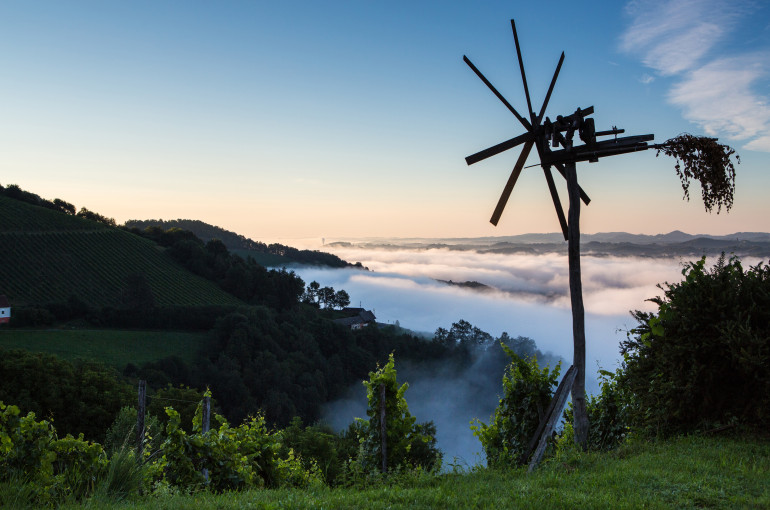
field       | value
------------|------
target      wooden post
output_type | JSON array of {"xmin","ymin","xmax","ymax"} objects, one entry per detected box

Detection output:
[
  {"xmin": 519, "ymin": 365, "xmax": 576, "ymax": 465},
  {"xmin": 202, "ymin": 396, "xmax": 210, "ymax": 483},
  {"xmin": 137, "ymin": 380, "xmax": 146, "ymax": 457},
  {"xmin": 202, "ymin": 396, "xmax": 211, "ymax": 434},
  {"xmin": 380, "ymin": 383, "xmax": 387, "ymax": 474},
  {"xmin": 528, "ymin": 366, "xmax": 577, "ymax": 472},
  {"xmin": 566, "ymin": 161, "xmax": 589, "ymax": 448}
]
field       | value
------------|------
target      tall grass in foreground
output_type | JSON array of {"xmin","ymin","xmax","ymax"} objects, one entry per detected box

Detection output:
[
  {"xmin": 46, "ymin": 434, "xmax": 768, "ymax": 510},
  {"xmin": 91, "ymin": 447, "xmax": 145, "ymax": 503}
]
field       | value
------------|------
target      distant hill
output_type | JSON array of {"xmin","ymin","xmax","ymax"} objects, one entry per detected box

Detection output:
[
  {"xmin": 125, "ymin": 219, "xmax": 363, "ymax": 269},
  {"xmin": 328, "ymin": 231, "xmax": 770, "ymax": 247},
  {"xmin": 0, "ymin": 196, "xmax": 244, "ymax": 307},
  {"xmin": 327, "ymin": 231, "xmax": 770, "ymax": 258}
]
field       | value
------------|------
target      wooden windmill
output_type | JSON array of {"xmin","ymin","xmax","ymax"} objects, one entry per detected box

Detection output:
[{"xmin": 463, "ymin": 20, "xmax": 662, "ymax": 456}]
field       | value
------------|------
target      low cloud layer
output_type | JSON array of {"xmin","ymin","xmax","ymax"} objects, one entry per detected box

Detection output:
[
  {"xmin": 294, "ymin": 247, "xmax": 761, "ymax": 368},
  {"xmin": 621, "ymin": 0, "xmax": 770, "ymax": 151},
  {"xmin": 290, "ymin": 247, "xmax": 763, "ymax": 466}
]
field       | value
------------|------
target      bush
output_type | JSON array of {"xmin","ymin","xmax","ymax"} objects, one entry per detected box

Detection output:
[
  {"xmin": 562, "ymin": 368, "xmax": 630, "ymax": 451},
  {"xmin": 356, "ymin": 353, "xmax": 442, "ymax": 475},
  {"xmin": 619, "ymin": 255, "xmax": 770, "ymax": 435},
  {"xmin": 0, "ymin": 350, "xmax": 134, "ymax": 443},
  {"xmin": 147, "ymin": 392, "xmax": 322, "ymax": 492},
  {"xmin": 278, "ymin": 417, "xmax": 344, "ymax": 486},
  {"xmin": 0, "ymin": 401, "xmax": 108, "ymax": 505},
  {"xmin": 104, "ymin": 406, "xmax": 165, "ymax": 455},
  {"xmin": 471, "ymin": 343, "xmax": 560, "ymax": 467}
]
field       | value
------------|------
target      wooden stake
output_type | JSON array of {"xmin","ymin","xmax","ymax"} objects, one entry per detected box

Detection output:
[
  {"xmin": 566, "ymin": 161, "xmax": 589, "ymax": 448},
  {"xmin": 519, "ymin": 365, "xmax": 576, "ymax": 465},
  {"xmin": 528, "ymin": 366, "xmax": 577, "ymax": 472},
  {"xmin": 137, "ymin": 380, "xmax": 146, "ymax": 457},
  {"xmin": 202, "ymin": 395, "xmax": 210, "ymax": 483},
  {"xmin": 380, "ymin": 383, "xmax": 387, "ymax": 474}
]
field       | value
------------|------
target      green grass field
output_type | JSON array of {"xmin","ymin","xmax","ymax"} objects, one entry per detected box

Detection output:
[
  {"xmin": 53, "ymin": 434, "xmax": 768, "ymax": 509},
  {"xmin": 0, "ymin": 329, "xmax": 207, "ymax": 367}
]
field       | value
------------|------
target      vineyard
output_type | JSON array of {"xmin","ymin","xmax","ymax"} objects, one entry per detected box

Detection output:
[
  {"xmin": 0, "ymin": 196, "xmax": 243, "ymax": 307},
  {"xmin": 0, "ymin": 195, "xmax": 106, "ymax": 232}
]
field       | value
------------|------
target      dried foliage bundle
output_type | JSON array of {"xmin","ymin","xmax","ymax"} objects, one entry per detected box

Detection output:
[{"xmin": 657, "ymin": 134, "xmax": 739, "ymax": 213}]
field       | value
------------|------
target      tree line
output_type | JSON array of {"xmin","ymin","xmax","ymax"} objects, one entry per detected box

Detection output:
[
  {"xmin": 125, "ymin": 218, "xmax": 365, "ymax": 269},
  {"xmin": 0, "ymin": 183, "xmax": 116, "ymax": 226}
]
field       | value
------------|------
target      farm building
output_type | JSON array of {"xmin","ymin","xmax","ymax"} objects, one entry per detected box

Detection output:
[
  {"xmin": 334, "ymin": 308, "xmax": 376, "ymax": 330},
  {"xmin": 0, "ymin": 295, "xmax": 10, "ymax": 324}
]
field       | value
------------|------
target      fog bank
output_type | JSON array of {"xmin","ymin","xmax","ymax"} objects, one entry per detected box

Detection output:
[{"xmin": 286, "ymin": 249, "xmax": 762, "ymax": 466}]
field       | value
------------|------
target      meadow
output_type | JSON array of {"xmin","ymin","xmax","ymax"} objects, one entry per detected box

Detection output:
[
  {"xmin": 0, "ymin": 329, "xmax": 206, "ymax": 367},
  {"xmin": 48, "ymin": 434, "xmax": 769, "ymax": 510}
]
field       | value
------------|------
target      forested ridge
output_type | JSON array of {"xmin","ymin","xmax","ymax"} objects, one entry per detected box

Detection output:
[{"xmin": 125, "ymin": 218, "xmax": 365, "ymax": 268}]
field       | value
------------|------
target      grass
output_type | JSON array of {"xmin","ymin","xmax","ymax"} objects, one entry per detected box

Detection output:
[
  {"xmin": 0, "ymin": 329, "xmax": 207, "ymax": 367},
  {"xmin": 44, "ymin": 434, "xmax": 770, "ymax": 510}
]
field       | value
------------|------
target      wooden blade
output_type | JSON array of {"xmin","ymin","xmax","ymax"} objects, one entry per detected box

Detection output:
[
  {"xmin": 490, "ymin": 140, "xmax": 535, "ymax": 226},
  {"xmin": 536, "ymin": 52, "xmax": 564, "ymax": 125},
  {"xmin": 466, "ymin": 131, "xmax": 534, "ymax": 166},
  {"xmin": 542, "ymin": 165, "xmax": 568, "ymax": 240},
  {"xmin": 511, "ymin": 20, "xmax": 535, "ymax": 124},
  {"xmin": 553, "ymin": 162, "xmax": 591, "ymax": 205},
  {"xmin": 463, "ymin": 55, "xmax": 532, "ymax": 132}
]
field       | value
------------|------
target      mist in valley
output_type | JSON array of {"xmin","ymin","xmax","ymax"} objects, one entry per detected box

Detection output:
[{"xmin": 287, "ymin": 246, "xmax": 764, "ymax": 466}]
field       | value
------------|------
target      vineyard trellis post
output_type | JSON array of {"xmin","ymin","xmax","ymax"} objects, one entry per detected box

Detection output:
[
  {"xmin": 137, "ymin": 379, "xmax": 146, "ymax": 458},
  {"xmin": 202, "ymin": 395, "xmax": 211, "ymax": 483},
  {"xmin": 380, "ymin": 383, "xmax": 387, "ymax": 474}
]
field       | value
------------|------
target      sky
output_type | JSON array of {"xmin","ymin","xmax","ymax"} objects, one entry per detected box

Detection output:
[{"xmin": 1, "ymin": 0, "xmax": 768, "ymax": 240}]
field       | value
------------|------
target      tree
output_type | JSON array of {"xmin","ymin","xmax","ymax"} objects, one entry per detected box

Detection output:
[
  {"xmin": 333, "ymin": 289, "xmax": 350, "ymax": 309},
  {"xmin": 318, "ymin": 287, "xmax": 335, "ymax": 309},
  {"xmin": 53, "ymin": 198, "xmax": 76, "ymax": 215},
  {"xmin": 304, "ymin": 281, "xmax": 321, "ymax": 306}
]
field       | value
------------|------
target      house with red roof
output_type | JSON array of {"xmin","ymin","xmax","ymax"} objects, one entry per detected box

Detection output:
[{"xmin": 0, "ymin": 295, "xmax": 10, "ymax": 324}]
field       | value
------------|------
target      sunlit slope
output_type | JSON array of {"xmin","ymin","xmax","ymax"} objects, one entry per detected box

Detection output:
[{"xmin": 0, "ymin": 196, "xmax": 244, "ymax": 307}]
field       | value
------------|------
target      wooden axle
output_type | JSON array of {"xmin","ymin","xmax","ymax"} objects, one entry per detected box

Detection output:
[{"xmin": 542, "ymin": 134, "xmax": 655, "ymax": 166}]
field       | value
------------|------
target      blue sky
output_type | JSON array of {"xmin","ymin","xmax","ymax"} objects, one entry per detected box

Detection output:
[{"xmin": 1, "ymin": 1, "xmax": 768, "ymax": 239}]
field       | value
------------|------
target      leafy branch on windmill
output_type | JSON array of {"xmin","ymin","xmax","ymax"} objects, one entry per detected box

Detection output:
[{"xmin": 462, "ymin": 20, "xmax": 739, "ymax": 451}]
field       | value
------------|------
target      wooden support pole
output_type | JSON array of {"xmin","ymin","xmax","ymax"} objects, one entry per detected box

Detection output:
[
  {"xmin": 137, "ymin": 380, "xmax": 146, "ymax": 457},
  {"xmin": 202, "ymin": 396, "xmax": 211, "ymax": 434},
  {"xmin": 566, "ymin": 161, "xmax": 589, "ymax": 448},
  {"xmin": 202, "ymin": 395, "xmax": 210, "ymax": 483},
  {"xmin": 380, "ymin": 383, "xmax": 387, "ymax": 474},
  {"xmin": 528, "ymin": 366, "xmax": 577, "ymax": 472},
  {"xmin": 519, "ymin": 365, "xmax": 576, "ymax": 465}
]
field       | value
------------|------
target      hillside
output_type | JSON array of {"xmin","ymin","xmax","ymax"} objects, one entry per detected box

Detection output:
[
  {"xmin": 0, "ymin": 196, "xmax": 244, "ymax": 307},
  {"xmin": 125, "ymin": 218, "xmax": 363, "ymax": 268}
]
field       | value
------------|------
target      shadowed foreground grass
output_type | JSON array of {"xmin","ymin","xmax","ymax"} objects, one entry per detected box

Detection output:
[{"xmin": 56, "ymin": 434, "xmax": 768, "ymax": 510}]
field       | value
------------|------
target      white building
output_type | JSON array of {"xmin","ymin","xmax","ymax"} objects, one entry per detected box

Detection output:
[{"xmin": 0, "ymin": 295, "xmax": 10, "ymax": 324}]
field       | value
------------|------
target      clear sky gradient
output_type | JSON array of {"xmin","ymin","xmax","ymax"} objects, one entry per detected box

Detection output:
[{"xmin": 1, "ymin": 1, "xmax": 768, "ymax": 239}]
